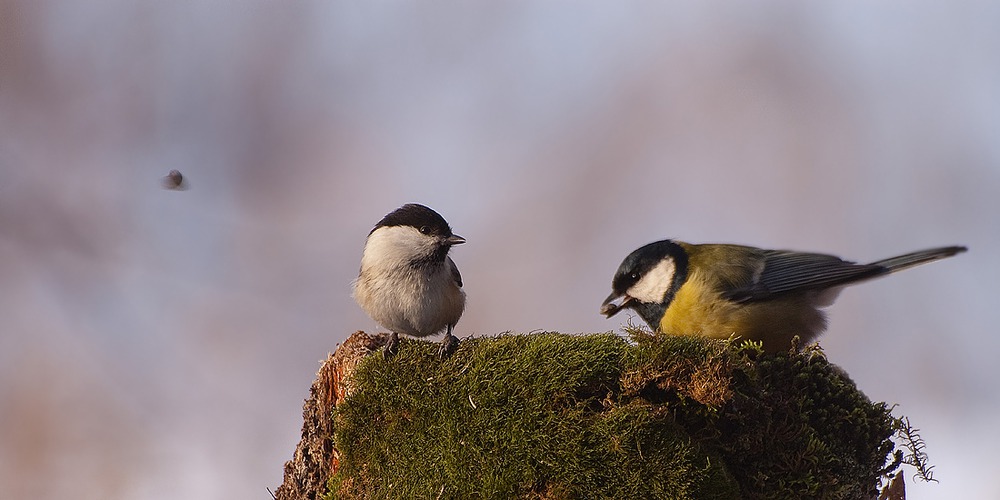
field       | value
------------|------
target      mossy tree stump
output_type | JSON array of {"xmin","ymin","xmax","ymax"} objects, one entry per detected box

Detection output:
[{"xmin": 276, "ymin": 331, "xmax": 908, "ymax": 499}]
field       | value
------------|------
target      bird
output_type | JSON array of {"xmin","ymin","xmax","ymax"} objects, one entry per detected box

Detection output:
[
  {"xmin": 601, "ymin": 240, "xmax": 966, "ymax": 352},
  {"xmin": 353, "ymin": 204, "xmax": 466, "ymax": 359}
]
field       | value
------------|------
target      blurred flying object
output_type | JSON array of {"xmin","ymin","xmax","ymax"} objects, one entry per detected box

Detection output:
[{"xmin": 162, "ymin": 170, "xmax": 189, "ymax": 190}]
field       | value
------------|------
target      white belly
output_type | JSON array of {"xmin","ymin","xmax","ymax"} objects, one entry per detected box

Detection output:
[{"xmin": 353, "ymin": 263, "xmax": 465, "ymax": 338}]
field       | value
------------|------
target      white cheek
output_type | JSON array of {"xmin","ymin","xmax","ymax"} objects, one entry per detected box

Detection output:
[
  {"xmin": 627, "ymin": 259, "xmax": 676, "ymax": 303},
  {"xmin": 361, "ymin": 226, "xmax": 435, "ymax": 269}
]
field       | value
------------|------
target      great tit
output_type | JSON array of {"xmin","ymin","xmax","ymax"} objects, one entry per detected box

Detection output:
[
  {"xmin": 353, "ymin": 204, "xmax": 466, "ymax": 359},
  {"xmin": 601, "ymin": 240, "xmax": 966, "ymax": 352}
]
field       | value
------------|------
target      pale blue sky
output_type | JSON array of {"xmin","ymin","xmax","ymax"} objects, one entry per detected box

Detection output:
[{"xmin": 1, "ymin": 2, "xmax": 997, "ymax": 499}]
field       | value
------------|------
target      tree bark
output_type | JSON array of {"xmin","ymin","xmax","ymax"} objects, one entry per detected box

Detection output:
[{"xmin": 274, "ymin": 331, "xmax": 387, "ymax": 500}]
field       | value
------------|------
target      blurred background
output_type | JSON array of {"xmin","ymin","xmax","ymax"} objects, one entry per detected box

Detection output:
[{"xmin": 1, "ymin": 1, "xmax": 997, "ymax": 499}]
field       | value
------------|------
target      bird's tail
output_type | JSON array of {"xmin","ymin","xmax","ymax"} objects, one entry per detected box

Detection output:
[{"xmin": 868, "ymin": 246, "xmax": 967, "ymax": 273}]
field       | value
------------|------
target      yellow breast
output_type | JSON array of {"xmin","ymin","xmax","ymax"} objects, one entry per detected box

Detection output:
[
  {"xmin": 660, "ymin": 273, "xmax": 745, "ymax": 339},
  {"xmin": 659, "ymin": 272, "xmax": 827, "ymax": 352}
]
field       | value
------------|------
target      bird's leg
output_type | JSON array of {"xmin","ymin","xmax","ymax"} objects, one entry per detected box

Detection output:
[
  {"xmin": 383, "ymin": 331, "xmax": 400, "ymax": 359},
  {"xmin": 437, "ymin": 324, "xmax": 459, "ymax": 360}
]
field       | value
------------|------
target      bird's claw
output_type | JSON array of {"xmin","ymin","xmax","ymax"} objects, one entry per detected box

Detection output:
[
  {"xmin": 437, "ymin": 332, "xmax": 459, "ymax": 360},
  {"xmin": 382, "ymin": 331, "xmax": 400, "ymax": 359}
]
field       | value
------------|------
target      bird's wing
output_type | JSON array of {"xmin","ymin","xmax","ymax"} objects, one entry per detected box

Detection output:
[
  {"xmin": 723, "ymin": 250, "xmax": 884, "ymax": 303},
  {"xmin": 447, "ymin": 256, "xmax": 463, "ymax": 288},
  {"xmin": 684, "ymin": 243, "xmax": 767, "ymax": 293}
]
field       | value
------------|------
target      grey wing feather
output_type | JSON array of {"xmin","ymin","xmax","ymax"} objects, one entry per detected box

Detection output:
[
  {"xmin": 447, "ymin": 256, "xmax": 463, "ymax": 287},
  {"xmin": 867, "ymin": 246, "xmax": 966, "ymax": 272},
  {"xmin": 724, "ymin": 250, "xmax": 884, "ymax": 302}
]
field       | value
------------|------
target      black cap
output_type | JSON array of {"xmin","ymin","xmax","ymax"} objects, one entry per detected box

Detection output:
[{"xmin": 372, "ymin": 204, "xmax": 455, "ymax": 238}]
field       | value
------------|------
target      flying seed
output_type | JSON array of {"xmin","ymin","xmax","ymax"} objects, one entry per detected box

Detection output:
[{"xmin": 161, "ymin": 170, "xmax": 189, "ymax": 190}]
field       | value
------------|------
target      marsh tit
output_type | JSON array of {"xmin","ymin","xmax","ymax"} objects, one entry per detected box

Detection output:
[
  {"xmin": 353, "ymin": 204, "xmax": 466, "ymax": 359},
  {"xmin": 601, "ymin": 240, "xmax": 966, "ymax": 352}
]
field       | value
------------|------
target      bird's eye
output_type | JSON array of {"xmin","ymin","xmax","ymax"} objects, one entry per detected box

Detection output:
[
  {"xmin": 419, "ymin": 226, "xmax": 431, "ymax": 234},
  {"xmin": 630, "ymin": 272, "xmax": 640, "ymax": 280}
]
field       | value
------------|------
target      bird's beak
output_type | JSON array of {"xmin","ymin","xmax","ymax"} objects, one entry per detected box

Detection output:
[
  {"xmin": 445, "ymin": 234, "xmax": 466, "ymax": 246},
  {"xmin": 600, "ymin": 292, "xmax": 633, "ymax": 318}
]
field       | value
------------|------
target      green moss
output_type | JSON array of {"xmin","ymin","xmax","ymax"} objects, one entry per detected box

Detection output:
[
  {"xmin": 328, "ymin": 331, "xmax": 900, "ymax": 499},
  {"xmin": 711, "ymin": 345, "xmax": 899, "ymax": 499}
]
